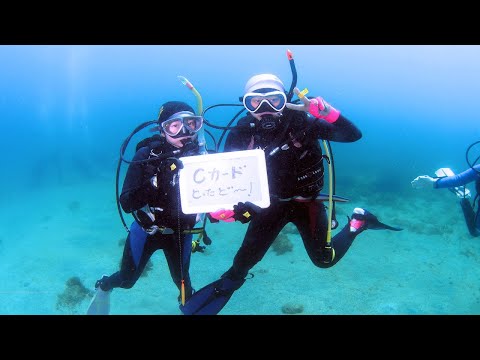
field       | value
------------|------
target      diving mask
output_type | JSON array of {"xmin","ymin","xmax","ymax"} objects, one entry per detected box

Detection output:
[
  {"xmin": 243, "ymin": 90, "xmax": 287, "ymax": 114},
  {"xmin": 160, "ymin": 111, "xmax": 204, "ymax": 138}
]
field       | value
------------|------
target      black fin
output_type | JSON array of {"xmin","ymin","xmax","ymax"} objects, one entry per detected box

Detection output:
[{"xmin": 180, "ymin": 277, "xmax": 245, "ymax": 315}]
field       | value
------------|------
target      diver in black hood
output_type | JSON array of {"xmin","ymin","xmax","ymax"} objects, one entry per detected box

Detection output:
[{"xmin": 87, "ymin": 101, "xmax": 206, "ymax": 314}]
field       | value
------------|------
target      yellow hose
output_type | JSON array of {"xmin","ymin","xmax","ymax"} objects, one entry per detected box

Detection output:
[
  {"xmin": 322, "ymin": 140, "xmax": 333, "ymax": 246},
  {"xmin": 299, "ymin": 87, "xmax": 334, "ymax": 246},
  {"xmin": 181, "ymin": 280, "xmax": 185, "ymax": 306},
  {"xmin": 177, "ymin": 76, "xmax": 203, "ymax": 115}
]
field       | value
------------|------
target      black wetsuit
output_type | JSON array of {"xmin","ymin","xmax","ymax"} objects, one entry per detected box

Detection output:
[
  {"xmin": 98, "ymin": 138, "xmax": 199, "ymax": 299},
  {"xmin": 222, "ymin": 109, "xmax": 363, "ymax": 281}
]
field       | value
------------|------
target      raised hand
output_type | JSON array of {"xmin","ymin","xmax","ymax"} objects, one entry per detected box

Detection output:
[
  {"xmin": 411, "ymin": 175, "xmax": 437, "ymax": 189},
  {"xmin": 285, "ymin": 87, "xmax": 340, "ymax": 123}
]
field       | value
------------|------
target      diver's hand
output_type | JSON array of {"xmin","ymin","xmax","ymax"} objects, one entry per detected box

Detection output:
[
  {"xmin": 285, "ymin": 87, "xmax": 340, "ymax": 123},
  {"xmin": 411, "ymin": 175, "xmax": 437, "ymax": 189},
  {"xmin": 232, "ymin": 201, "xmax": 260, "ymax": 224},
  {"xmin": 208, "ymin": 202, "xmax": 261, "ymax": 224},
  {"xmin": 208, "ymin": 209, "xmax": 235, "ymax": 223},
  {"xmin": 162, "ymin": 157, "xmax": 184, "ymax": 174}
]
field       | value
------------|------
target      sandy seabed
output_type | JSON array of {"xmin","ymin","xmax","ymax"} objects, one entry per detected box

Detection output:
[{"xmin": 1, "ymin": 176, "xmax": 479, "ymax": 316}]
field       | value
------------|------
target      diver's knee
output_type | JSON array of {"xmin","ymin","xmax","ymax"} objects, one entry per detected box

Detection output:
[{"xmin": 311, "ymin": 247, "xmax": 336, "ymax": 268}]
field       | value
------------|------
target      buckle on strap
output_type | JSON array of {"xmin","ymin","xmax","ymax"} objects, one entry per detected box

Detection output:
[
  {"xmin": 159, "ymin": 226, "xmax": 174, "ymax": 235},
  {"xmin": 145, "ymin": 226, "xmax": 204, "ymax": 236},
  {"xmin": 144, "ymin": 225, "xmax": 174, "ymax": 235}
]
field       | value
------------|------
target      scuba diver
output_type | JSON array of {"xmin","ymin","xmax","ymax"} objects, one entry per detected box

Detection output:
[
  {"xmin": 411, "ymin": 141, "xmax": 480, "ymax": 237},
  {"xmin": 180, "ymin": 68, "xmax": 403, "ymax": 315},
  {"xmin": 87, "ymin": 100, "xmax": 208, "ymax": 315}
]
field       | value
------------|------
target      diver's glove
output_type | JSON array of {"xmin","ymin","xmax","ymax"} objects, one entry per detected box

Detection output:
[
  {"xmin": 208, "ymin": 209, "xmax": 235, "ymax": 223},
  {"xmin": 151, "ymin": 157, "xmax": 184, "ymax": 189},
  {"xmin": 208, "ymin": 202, "xmax": 260, "ymax": 224},
  {"xmin": 411, "ymin": 175, "xmax": 438, "ymax": 189},
  {"xmin": 233, "ymin": 201, "xmax": 260, "ymax": 224},
  {"xmin": 308, "ymin": 97, "xmax": 340, "ymax": 123},
  {"xmin": 285, "ymin": 87, "xmax": 340, "ymax": 123},
  {"xmin": 162, "ymin": 157, "xmax": 184, "ymax": 174}
]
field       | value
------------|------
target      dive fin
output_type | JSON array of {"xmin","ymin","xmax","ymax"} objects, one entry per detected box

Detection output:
[
  {"xmin": 366, "ymin": 213, "xmax": 403, "ymax": 231},
  {"xmin": 86, "ymin": 288, "xmax": 111, "ymax": 315},
  {"xmin": 352, "ymin": 208, "xmax": 403, "ymax": 232},
  {"xmin": 180, "ymin": 277, "xmax": 245, "ymax": 315},
  {"xmin": 371, "ymin": 221, "xmax": 403, "ymax": 231}
]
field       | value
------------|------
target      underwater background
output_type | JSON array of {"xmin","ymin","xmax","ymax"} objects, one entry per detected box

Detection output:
[{"xmin": 1, "ymin": 45, "xmax": 479, "ymax": 315}]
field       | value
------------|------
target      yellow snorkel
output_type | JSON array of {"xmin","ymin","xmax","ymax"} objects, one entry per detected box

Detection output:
[
  {"xmin": 178, "ymin": 75, "xmax": 206, "ymax": 155},
  {"xmin": 178, "ymin": 76, "xmax": 203, "ymax": 115},
  {"xmin": 322, "ymin": 139, "xmax": 334, "ymax": 247}
]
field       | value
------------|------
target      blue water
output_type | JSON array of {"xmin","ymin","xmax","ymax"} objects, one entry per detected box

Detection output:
[{"xmin": 1, "ymin": 45, "xmax": 480, "ymax": 315}]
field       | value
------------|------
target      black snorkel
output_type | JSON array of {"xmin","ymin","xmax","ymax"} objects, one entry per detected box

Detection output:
[
  {"xmin": 268, "ymin": 50, "xmax": 339, "ymax": 233},
  {"xmin": 286, "ymin": 49, "xmax": 297, "ymax": 103}
]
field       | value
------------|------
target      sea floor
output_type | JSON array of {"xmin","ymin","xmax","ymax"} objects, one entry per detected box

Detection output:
[{"xmin": 1, "ymin": 177, "xmax": 479, "ymax": 315}]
